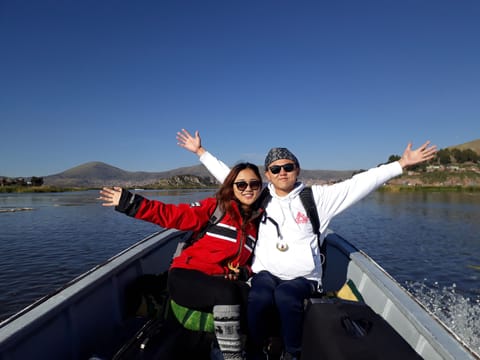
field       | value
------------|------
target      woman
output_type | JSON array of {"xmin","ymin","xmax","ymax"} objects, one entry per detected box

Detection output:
[{"xmin": 99, "ymin": 162, "xmax": 264, "ymax": 360}]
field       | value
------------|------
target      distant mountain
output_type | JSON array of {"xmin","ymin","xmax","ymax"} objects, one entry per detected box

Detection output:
[
  {"xmin": 43, "ymin": 161, "xmax": 218, "ymax": 188},
  {"xmin": 43, "ymin": 161, "xmax": 354, "ymax": 188},
  {"xmin": 37, "ymin": 138, "xmax": 480, "ymax": 188}
]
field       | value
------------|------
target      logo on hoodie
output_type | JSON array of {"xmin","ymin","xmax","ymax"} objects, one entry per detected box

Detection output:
[{"xmin": 295, "ymin": 211, "xmax": 309, "ymax": 224}]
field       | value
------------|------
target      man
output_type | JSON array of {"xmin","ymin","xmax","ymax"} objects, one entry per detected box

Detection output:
[{"xmin": 176, "ymin": 129, "xmax": 437, "ymax": 360}]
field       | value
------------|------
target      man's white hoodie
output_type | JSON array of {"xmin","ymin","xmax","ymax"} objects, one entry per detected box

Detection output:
[{"xmin": 199, "ymin": 151, "xmax": 403, "ymax": 285}]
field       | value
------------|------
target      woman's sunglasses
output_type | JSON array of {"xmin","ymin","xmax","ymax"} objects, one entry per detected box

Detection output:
[
  {"xmin": 269, "ymin": 163, "xmax": 296, "ymax": 174},
  {"xmin": 234, "ymin": 180, "xmax": 262, "ymax": 191}
]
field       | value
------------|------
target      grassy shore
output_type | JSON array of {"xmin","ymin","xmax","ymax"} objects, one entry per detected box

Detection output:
[
  {"xmin": 384, "ymin": 170, "xmax": 480, "ymax": 192},
  {"xmin": 0, "ymin": 185, "xmax": 218, "ymax": 193},
  {"xmin": 3, "ymin": 183, "xmax": 480, "ymax": 194},
  {"xmin": 2, "ymin": 169, "xmax": 479, "ymax": 193},
  {"xmin": 380, "ymin": 185, "xmax": 480, "ymax": 192},
  {"xmin": 0, "ymin": 186, "xmax": 88, "ymax": 193}
]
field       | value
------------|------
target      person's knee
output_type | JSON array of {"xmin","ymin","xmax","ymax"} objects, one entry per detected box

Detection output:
[
  {"xmin": 275, "ymin": 278, "xmax": 313, "ymax": 302},
  {"xmin": 249, "ymin": 272, "xmax": 277, "ymax": 305},
  {"xmin": 273, "ymin": 282, "xmax": 310, "ymax": 312},
  {"xmin": 274, "ymin": 286, "xmax": 299, "ymax": 306}
]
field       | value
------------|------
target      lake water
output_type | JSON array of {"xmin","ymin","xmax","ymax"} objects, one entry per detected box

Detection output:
[{"xmin": 0, "ymin": 189, "xmax": 479, "ymax": 354}]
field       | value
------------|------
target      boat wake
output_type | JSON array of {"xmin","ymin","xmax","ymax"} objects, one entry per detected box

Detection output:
[{"xmin": 406, "ymin": 281, "xmax": 480, "ymax": 357}]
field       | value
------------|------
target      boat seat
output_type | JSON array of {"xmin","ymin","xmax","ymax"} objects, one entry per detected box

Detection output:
[
  {"xmin": 168, "ymin": 279, "xmax": 363, "ymax": 333},
  {"xmin": 320, "ymin": 279, "xmax": 364, "ymax": 303}
]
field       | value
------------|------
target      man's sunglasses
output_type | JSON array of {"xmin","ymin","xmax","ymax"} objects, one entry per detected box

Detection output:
[
  {"xmin": 234, "ymin": 180, "xmax": 262, "ymax": 191},
  {"xmin": 269, "ymin": 163, "xmax": 296, "ymax": 174}
]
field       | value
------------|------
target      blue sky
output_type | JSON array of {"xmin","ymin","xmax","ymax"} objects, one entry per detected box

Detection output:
[{"xmin": 1, "ymin": 0, "xmax": 479, "ymax": 177}]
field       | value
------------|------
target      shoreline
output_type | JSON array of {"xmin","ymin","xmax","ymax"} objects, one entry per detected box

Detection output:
[
  {"xmin": 379, "ymin": 184, "xmax": 480, "ymax": 192},
  {"xmin": 1, "ymin": 184, "xmax": 480, "ymax": 194},
  {"xmin": 0, "ymin": 185, "xmax": 219, "ymax": 194}
]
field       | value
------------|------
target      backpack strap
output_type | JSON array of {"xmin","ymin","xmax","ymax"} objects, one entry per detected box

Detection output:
[
  {"xmin": 257, "ymin": 187, "xmax": 272, "ymax": 210},
  {"xmin": 173, "ymin": 201, "xmax": 226, "ymax": 257},
  {"xmin": 258, "ymin": 186, "xmax": 326, "ymax": 278},
  {"xmin": 198, "ymin": 203, "xmax": 225, "ymax": 237},
  {"xmin": 299, "ymin": 187, "xmax": 319, "ymax": 234},
  {"xmin": 190, "ymin": 201, "xmax": 226, "ymax": 242},
  {"xmin": 299, "ymin": 187, "xmax": 327, "ymax": 277}
]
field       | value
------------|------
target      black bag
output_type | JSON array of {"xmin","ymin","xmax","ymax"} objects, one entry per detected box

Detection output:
[
  {"xmin": 301, "ymin": 298, "xmax": 422, "ymax": 360},
  {"xmin": 112, "ymin": 273, "xmax": 215, "ymax": 360},
  {"xmin": 111, "ymin": 312, "xmax": 214, "ymax": 360}
]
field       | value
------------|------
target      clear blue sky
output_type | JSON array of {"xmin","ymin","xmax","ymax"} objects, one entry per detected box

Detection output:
[{"xmin": 1, "ymin": 0, "xmax": 479, "ymax": 177}]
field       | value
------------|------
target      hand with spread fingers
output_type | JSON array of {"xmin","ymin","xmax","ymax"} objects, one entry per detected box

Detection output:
[
  {"xmin": 176, "ymin": 128, "xmax": 205, "ymax": 156},
  {"xmin": 398, "ymin": 141, "xmax": 437, "ymax": 169},
  {"xmin": 98, "ymin": 187, "xmax": 122, "ymax": 207}
]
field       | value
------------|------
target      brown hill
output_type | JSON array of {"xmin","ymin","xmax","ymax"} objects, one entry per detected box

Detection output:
[
  {"xmin": 41, "ymin": 138, "xmax": 480, "ymax": 188},
  {"xmin": 43, "ymin": 161, "xmax": 218, "ymax": 188},
  {"xmin": 43, "ymin": 161, "xmax": 354, "ymax": 188},
  {"xmin": 447, "ymin": 139, "xmax": 480, "ymax": 154}
]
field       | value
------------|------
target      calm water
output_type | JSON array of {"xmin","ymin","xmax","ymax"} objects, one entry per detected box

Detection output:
[{"xmin": 1, "ymin": 190, "xmax": 479, "ymax": 353}]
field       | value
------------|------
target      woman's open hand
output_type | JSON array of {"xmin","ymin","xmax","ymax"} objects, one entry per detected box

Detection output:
[{"xmin": 98, "ymin": 187, "xmax": 122, "ymax": 206}]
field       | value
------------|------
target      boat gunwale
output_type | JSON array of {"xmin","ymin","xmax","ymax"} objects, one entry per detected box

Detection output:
[{"xmin": 0, "ymin": 229, "xmax": 177, "ymax": 342}]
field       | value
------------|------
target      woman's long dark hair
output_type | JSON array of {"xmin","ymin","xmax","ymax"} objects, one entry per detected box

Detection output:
[{"xmin": 215, "ymin": 162, "xmax": 262, "ymax": 223}]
